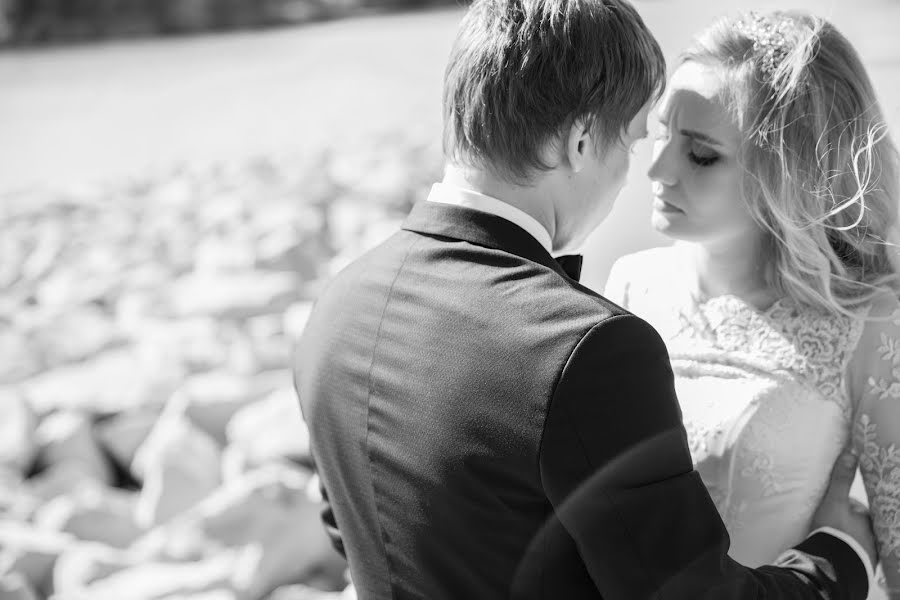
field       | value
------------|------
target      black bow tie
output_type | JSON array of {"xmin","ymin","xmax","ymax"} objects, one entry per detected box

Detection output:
[{"xmin": 555, "ymin": 254, "xmax": 583, "ymax": 282}]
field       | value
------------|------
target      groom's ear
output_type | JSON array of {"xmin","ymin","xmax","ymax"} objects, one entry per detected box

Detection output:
[{"xmin": 565, "ymin": 119, "xmax": 593, "ymax": 174}]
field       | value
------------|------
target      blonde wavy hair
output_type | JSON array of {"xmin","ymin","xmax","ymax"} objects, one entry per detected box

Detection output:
[{"xmin": 683, "ymin": 10, "xmax": 900, "ymax": 316}]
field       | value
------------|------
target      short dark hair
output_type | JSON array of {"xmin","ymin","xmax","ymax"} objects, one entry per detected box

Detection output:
[{"xmin": 442, "ymin": 0, "xmax": 666, "ymax": 182}]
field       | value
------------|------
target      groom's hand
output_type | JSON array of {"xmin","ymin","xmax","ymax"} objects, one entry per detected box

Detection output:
[{"xmin": 811, "ymin": 447, "xmax": 877, "ymax": 567}]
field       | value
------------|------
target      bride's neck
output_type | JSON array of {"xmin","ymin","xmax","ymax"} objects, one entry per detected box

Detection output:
[{"xmin": 684, "ymin": 235, "xmax": 775, "ymax": 308}]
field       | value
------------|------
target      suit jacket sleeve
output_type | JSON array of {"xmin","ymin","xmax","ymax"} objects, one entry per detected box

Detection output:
[{"xmin": 538, "ymin": 313, "xmax": 868, "ymax": 599}]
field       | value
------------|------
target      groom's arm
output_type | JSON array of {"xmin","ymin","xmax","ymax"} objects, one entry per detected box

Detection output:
[{"xmin": 538, "ymin": 313, "xmax": 869, "ymax": 600}]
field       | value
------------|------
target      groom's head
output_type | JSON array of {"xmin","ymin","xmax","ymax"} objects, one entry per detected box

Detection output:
[{"xmin": 442, "ymin": 0, "xmax": 665, "ymax": 248}]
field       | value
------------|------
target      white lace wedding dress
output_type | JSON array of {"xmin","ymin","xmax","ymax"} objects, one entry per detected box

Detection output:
[{"xmin": 605, "ymin": 245, "xmax": 900, "ymax": 598}]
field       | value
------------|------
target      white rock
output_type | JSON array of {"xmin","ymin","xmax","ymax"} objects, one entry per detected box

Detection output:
[
  {"xmin": 268, "ymin": 584, "xmax": 351, "ymax": 600},
  {"xmin": 93, "ymin": 408, "xmax": 160, "ymax": 476},
  {"xmin": 166, "ymin": 271, "xmax": 300, "ymax": 320},
  {"xmin": 20, "ymin": 347, "xmax": 178, "ymax": 416},
  {"xmin": 243, "ymin": 315, "xmax": 290, "ymax": 372},
  {"xmin": 327, "ymin": 218, "xmax": 402, "ymax": 276},
  {"xmin": 32, "ymin": 305, "xmax": 124, "ymax": 368},
  {"xmin": 132, "ymin": 414, "xmax": 222, "ymax": 528},
  {"xmin": 191, "ymin": 466, "xmax": 344, "ymax": 597},
  {"xmin": 0, "ymin": 391, "xmax": 38, "ymax": 475},
  {"xmin": 52, "ymin": 542, "xmax": 133, "ymax": 596},
  {"xmin": 0, "ymin": 469, "xmax": 40, "ymax": 522},
  {"xmin": 26, "ymin": 463, "xmax": 103, "ymax": 505},
  {"xmin": 283, "ymin": 302, "xmax": 314, "ymax": 342},
  {"xmin": 245, "ymin": 336, "xmax": 290, "ymax": 374},
  {"xmin": 0, "ymin": 571, "xmax": 38, "ymax": 600},
  {"xmin": 68, "ymin": 552, "xmax": 240, "ymax": 600},
  {"xmin": 194, "ymin": 234, "xmax": 256, "ymax": 273},
  {"xmin": 33, "ymin": 265, "xmax": 119, "ymax": 309},
  {"xmin": 34, "ymin": 411, "xmax": 113, "ymax": 488},
  {"xmin": 225, "ymin": 388, "xmax": 309, "ymax": 467},
  {"xmin": 126, "ymin": 465, "xmax": 341, "ymax": 599},
  {"xmin": 0, "ymin": 331, "xmax": 43, "ymax": 384},
  {"xmin": 33, "ymin": 484, "xmax": 141, "ymax": 549},
  {"xmin": 166, "ymin": 370, "xmax": 285, "ymax": 444},
  {"xmin": 325, "ymin": 200, "xmax": 390, "ymax": 255},
  {"xmin": 0, "ymin": 521, "xmax": 73, "ymax": 596}
]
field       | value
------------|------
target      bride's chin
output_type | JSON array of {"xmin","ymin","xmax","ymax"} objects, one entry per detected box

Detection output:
[{"xmin": 650, "ymin": 210, "xmax": 678, "ymax": 233}]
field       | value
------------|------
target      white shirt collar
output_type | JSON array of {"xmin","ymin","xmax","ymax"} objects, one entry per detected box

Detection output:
[{"xmin": 426, "ymin": 183, "xmax": 553, "ymax": 254}]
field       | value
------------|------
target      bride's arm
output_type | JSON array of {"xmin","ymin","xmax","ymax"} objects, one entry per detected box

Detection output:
[{"xmin": 849, "ymin": 293, "xmax": 900, "ymax": 599}]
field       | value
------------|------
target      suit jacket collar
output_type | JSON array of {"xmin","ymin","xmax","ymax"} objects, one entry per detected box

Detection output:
[{"xmin": 401, "ymin": 200, "xmax": 570, "ymax": 280}]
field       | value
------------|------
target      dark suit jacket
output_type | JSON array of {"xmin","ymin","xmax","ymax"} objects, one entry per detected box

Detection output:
[{"xmin": 293, "ymin": 200, "xmax": 868, "ymax": 599}]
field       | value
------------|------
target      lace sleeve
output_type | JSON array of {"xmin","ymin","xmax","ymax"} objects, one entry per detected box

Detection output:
[
  {"xmin": 603, "ymin": 256, "xmax": 631, "ymax": 308},
  {"xmin": 849, "ymin": 294, "xmax": 900, "ymax": 597}
]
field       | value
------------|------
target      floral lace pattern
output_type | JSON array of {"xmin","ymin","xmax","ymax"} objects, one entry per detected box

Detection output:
[
  {"xmin": 678, "ymin": 295, "xmax": 866, "ymax": 420},
  {"xmin": 853, "ymin": 308, "xmax": 900, "ymax": 593},
  {"xmin": 605, "ymin": 248, "xmax": 899, "ymax": 586},
  {"xmin": 856, "ymin": 415, "xmax": 900, "ymax": 561}
]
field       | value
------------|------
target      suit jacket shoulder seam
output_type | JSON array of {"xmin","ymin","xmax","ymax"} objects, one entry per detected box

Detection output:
[{"xmin": 362, "ymin": 233, "xmax": 423, "ymax": 595}]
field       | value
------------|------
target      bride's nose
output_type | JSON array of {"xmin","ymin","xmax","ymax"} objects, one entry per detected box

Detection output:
[{"xmin": 647, "ymin": 140, "xmax": 677, "ymax": 186}]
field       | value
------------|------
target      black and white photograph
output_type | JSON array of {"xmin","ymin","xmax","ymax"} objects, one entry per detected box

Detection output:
[{"xmin": 1, "ymin": 0, "xmax": 899, "ymax": 598}]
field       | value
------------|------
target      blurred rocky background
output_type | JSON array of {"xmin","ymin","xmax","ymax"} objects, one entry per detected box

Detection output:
[{"xmin": 0, "ymin": 145, "xmax": 443, "ymax": 599}]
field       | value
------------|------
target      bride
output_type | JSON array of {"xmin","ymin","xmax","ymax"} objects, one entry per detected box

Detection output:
[{"xmin": 604, "ymin": 11, "xmax": 900, "ymax": 598}]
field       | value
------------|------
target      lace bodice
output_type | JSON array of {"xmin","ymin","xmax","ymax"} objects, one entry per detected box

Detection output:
[{"xmin": 605, "ymin": 246, "xmax": 900, "ymax": 597}]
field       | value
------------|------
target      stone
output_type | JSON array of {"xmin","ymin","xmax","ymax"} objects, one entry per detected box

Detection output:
[
  {"xmin": 0, "ymin": 521, "xmax": 73, "ymax": 596},
  {"xmin": 31, "ymin": 305, "xmax": 124, "ymax": 368},
  {"xmin": 166, "ymin": 370, "xmax": 286, "ymax": 444},
  {"xmin": 132, "ymin": 414, "xmax": 222, "ymax": 528},
  {"xmin": 225, "ymin": 387, "xmax": 310, "ymax": 468},
  {"xmin": 0, "ymin": 470, "xmax": 40, "ymax": 522},
  {"xmin": 27, "ymin": 462, "xmax": 109, "ymax": 505},
  {"xmin": 33, "ymin": 483, "xmax": 141, "ymax": 548},
  {"xmin": 20, "ymin": 347, "xmax": 176, "ymax": 416},
  {"xmin": 283, "ymin": 302, "xmax": 314, "ymax": 342},
  {"xmin": 178, "ymin": 465, "xmax": 344, "ymax": 597},
  {"xmin": 52, "ymin": 542, "xmax": 133, "ymax": 596},
  {"xmin": 0, "ymin": 330, "xmax": 43, "ymax": 384},
  {"xmin": 33, "ymin": 411, "xmax": 113, "ymax": 488},
  {"xmin": 327, "ymin": 218, "xmax": 402, "ymax": 276},
  {"xmin": 268, "ymin": 584, "xmax": 353, "ymax": 600},
  {"xmin": 194, "ymin": 233, "xmax": 256, "ymax": 273},
  {"xmin": 0, "ymin": 572, "xmax": 38, "ymax": 600},
  {"xmin": 93, "ymin": 408, "xmax": 160, "ymax": 476},
  {"xmin": 166, "ymin": 271, "xmax": 300, "ymax": 320},
  {"xmin": 136, "ymin": 317, "xmax": 229, "ymax": 374},
  {"xmin": 62, "ymin": 553, "xmax": 240, "ymax": 600},
  {"xmin": 0, "ymin": 391, "xmax": 38, "ymax": 476},
  {"xmin": 324, "ymin": 199, "xmax": 390, "ymax": 256}
]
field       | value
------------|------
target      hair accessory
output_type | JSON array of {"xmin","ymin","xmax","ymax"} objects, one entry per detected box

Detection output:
[{"xmin": 735, "ymin": 12, "xmax": 794, "ymax": 79}]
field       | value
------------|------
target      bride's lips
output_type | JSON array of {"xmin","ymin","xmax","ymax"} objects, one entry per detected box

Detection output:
[{"xmin": 653, "ymin": 196, "xmax": 685, "ymax": 214}]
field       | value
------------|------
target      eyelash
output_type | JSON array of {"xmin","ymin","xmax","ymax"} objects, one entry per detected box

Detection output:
[
  {"xmin": 688, "ymin": 150, "xmax": 720, "ymax": 167},
  {"xmin": 656, "ymin": 127, "xmax": 721, "ymax": 167}
]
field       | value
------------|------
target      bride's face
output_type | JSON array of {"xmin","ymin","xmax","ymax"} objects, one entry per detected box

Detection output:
[{"xmin": 648, "ymin": 61, "xmax": 758, "ymax": 244}]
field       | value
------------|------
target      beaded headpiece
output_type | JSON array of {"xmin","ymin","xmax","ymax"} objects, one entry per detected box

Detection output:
[{"xmin": 735, "ymin": 12, "xmax": 795, "ymax": 79}]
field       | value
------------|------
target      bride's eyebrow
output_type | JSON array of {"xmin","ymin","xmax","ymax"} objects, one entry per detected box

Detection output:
[{"xmin": 680, "ymin": 128, "xmax": 725, "ymax": 148}]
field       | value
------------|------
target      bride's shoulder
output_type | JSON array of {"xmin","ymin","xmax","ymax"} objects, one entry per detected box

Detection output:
[
  {"xmin": 608, "ymin": 245, "xmax": 683, "ymax": 283},
  {"xmin": 604, "ymin": 245, "xmax": 683, "ymax": 305}
]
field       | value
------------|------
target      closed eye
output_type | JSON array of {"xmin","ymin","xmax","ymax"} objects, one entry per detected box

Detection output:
[{"xmin": 687, "ymin": 140, "xmax": 720, "ymax": 167}]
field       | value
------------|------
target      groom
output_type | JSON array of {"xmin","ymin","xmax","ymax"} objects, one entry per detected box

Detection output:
[{"xmin": 293, "ymin": 0, "xmax": 875, "ymax": 598}]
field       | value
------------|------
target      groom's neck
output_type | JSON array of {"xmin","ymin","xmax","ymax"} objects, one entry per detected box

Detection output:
[{"xmin": 441, "ymin": 164, "xmax": 557, "ymax": 242}]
